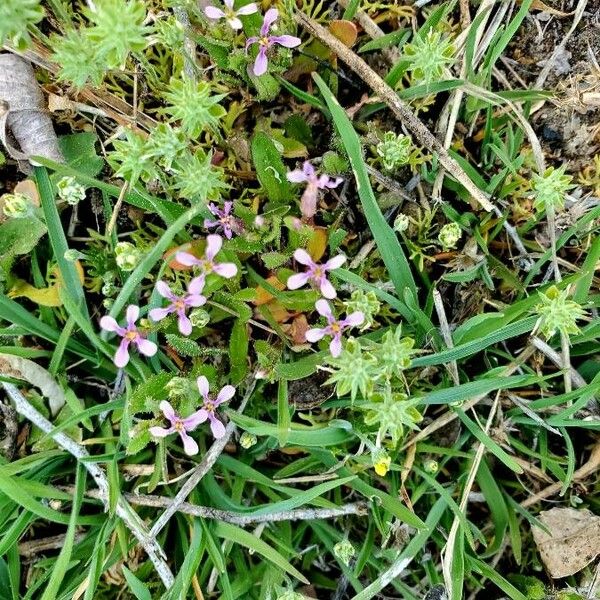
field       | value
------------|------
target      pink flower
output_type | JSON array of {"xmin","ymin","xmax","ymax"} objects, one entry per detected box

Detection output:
[
  {"xmin": 245, "ymin": 8, "xmax": 301, "ymax": 76},
  {"xmin": 287, "ymin": 249, "xmax": 346, "ymax": 299},
  {"xmin": 204, "ymin": 0, "xmax": 258, "ymax": 29},
  {"xmin": 149, "ymin": 278, "xmax": 207, "ymax": 336},
  {"xmin": 286, "ymin": 161, "xmax": 343, "ymax": 219},
  {"xmin": 204, "ymin": 201, "xmax": 241, "ymax": 240},
  {"xmin": 100, "ymin": 305, "xmax": 158, "ymax": 368},
  {"xmin": 305, "ymin": 299, "xmax": 364, "ymax": 357},
  {"xmin": 194, "ymin": 376, "xmax": 236, "ymax": 439},
  {"xmin": 176, "ymin": 235, "xmax": 238, "ymax": 282},
  {"xmin": 149, "ymin": 400, "xmax": 206, "ymax": 456}
]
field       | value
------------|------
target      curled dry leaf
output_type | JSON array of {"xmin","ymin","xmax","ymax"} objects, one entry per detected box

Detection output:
[
  {"xmin": 0, "ymin": 353, "xmax": 66, "ymax": 415},
  {"xmin": 532, "ymin": 506, "xmax": 600, "ymax": 578},
  {"xmin": 0, "ymin": 54, "xmax": 63, "ymax": 173}
]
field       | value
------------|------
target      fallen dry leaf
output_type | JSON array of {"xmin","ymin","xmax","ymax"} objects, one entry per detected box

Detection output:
[
  {"xmin": 532, "ymin": 507, "xmax": 600, "ymax": 578},
  {"xmin": 0, "ymin": 353, "xmax": 67, "ymax": 415}
]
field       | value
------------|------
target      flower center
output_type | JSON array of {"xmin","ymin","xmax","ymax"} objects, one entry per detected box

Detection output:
[
  {"xmin": 204, "ymin": 401, "xmax": 215, "ymax": 413},
  {"xmin": 174, "ymin": 420, "xmax": 184, "ymax": 432},
  {"xmin": 313, "ymin": 266, "xmax": 324, "ymax": 279},
  {"xmin": 125, "ymin": 330, "xmax": 138, "ymax": 341},
  {"xmin": 174, "ymin": 299, "xmax": 186, "ymax": 311},
  {"xmin": 225, "ymin": 7, "xmax": 236, "ymax": 19},
  {"xmin": 259, "ymin": 36, "xmax": 271, "ymax": 47},
  {"xmin": 330, "ymin": 322, "xmax": 341, "ymax": 334}
]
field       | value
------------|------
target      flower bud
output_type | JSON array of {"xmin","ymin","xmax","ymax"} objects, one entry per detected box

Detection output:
[
  {"xmin": 333, "ymin": 539, "xmax": 356, "ymax": 566},
  {"xmin": 239, "ymin": 431, "xmax": 257, "ymax": 449},
  {"xmin": 344, "ymin": 289, "xmax": 380, "ymax": 330},
  {"xmin": 393, "ymin": 213, "xmax": 410, "ymax": 233},
  {"xmin": 166, "ymin": 377, "xmax": 192, "ymax": 399},
  {"xmin": 2, "ymin": 193, "xmax": 32, "ymax": 219},
  {"xmin": 372, "ymin": 447, "xmax": 391, "ymax": 477},
  {"xmin": 102, "ymin": 281, "xmax": 119, "ymax": 297},
  {"xmin": 189, "ymin": 308, "xmax": 210, "ymax": 328},
  {"xmin": 376, "ymin": 131, "xmax": 412, "ymax": 171},
  {"xmin": 102, "ymin": 298, "xmax": 114, "ymax": 309},
  {"xmin": 438, "ymin": 222, "xmax": 462, "ymax": 249},
  {"xmin": 115, "ymin": 241, "xmax": 142, "ymax": 272},
  {"xmin": 423, "ymin": 459, "xmax": 439, "ymax": 474},
  {"xmin": 56, "ymin": 176, "xmax": 86, "ymax": 206}
]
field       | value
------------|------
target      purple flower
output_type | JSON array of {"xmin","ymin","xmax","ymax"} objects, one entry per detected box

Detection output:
[
  {"xmin": 287, "ymin": 249, "xmax": 346, "ymax": 299},
  {"xmin": 204, "ymin": 201, "xmax": 241, "ymax": 240},
  {"xmin": 149, "ymin": 400, "xmax": 206, "ymax": 456},
  {"xmin": 204, "ymin": 0, "xmax": 258, "ymax": 29},
  {"xmin": 305, "ymin": 299, "xmax": 364, "ymax": 357},
  {"xmin": 100, "ymin": 305, "xmax": 158, "ymax": 368},
  {"xmin": 195, "ymin": 376, "xmax": 236, "ymax": 439},
  {"xmin": 176, "ymin": 234, "xmax": 238, "ymax": 282},
  {"xmin": 149, "ymin": 278, "xmax": 207, "ymax": 336},
  {"xmin": 287, "ymin": 161, "xmax": 343, "ymax": 220},
  {"xmin": 245, "ymin": 8, "xmax": 301, "ymax": 76}
]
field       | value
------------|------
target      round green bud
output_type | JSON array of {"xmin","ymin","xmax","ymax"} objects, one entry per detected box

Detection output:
[
  {"xmin": 166, "ymin": 377, "xmax": 192, "ymax": 399},
  {"xmin": 102, "ymin": 298, "xmax": 114, "ymax": 309},
  {"xmin": 333, "ymin": 539, "xmax": 356, "ymax": 566},
  {"xmin": 189, "ymin": 308, "xmax": 210, "ymax": 328},
  {"xmin": 2, "ymin": 193, "xmax": 32, "ymax": 219},
  {"xmin": 115, "ymin": 241, "xmax": 142, "ymax": 272},
  {"xmin": 423, "ymin": 459, "xmax": 439, "ymax": 474},
  {"xmin": 239, "ymin": 431, "xmax": 258, "ymax": 449},
  {"xmin": 56, "ymin": 176, "xmax": 86, "ymax": 206},
  {"xmin": 393, "ymin": 213, "xmax": 410, "ymax": 233},
  {"xmin": 101, "ymin": 281, "xmax": 118, "ymax": 297},
  {"xmin": 438, "ymin": 222, "xmax": 462, "ymax": 249}
]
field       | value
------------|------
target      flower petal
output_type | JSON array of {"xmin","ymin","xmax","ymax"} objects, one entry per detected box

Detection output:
[
  {"xmin": 236, "ymin": 2, "xmax": 258, "ymax": 15},
  {"xmin": 227, "ymin": 16, "xmax": 243, "ymax": 29},
  {"xmin": 261, "ymin": 8, "xmax": 278, "ymax": 35},
  {"xmin": 329, "ymin": 335, "xmax": 342, "ymax": 358},
  {"xmin": 149, "ymin": 306, "xmax": 173, "ymax": 322},
  {"xmin": 204, "ymin": 218, "xmax": 220, "ymax": 229},
  {"xmin": 149, "ymin": 426, "xmax": 174, "ymax": 438},
  {"xmin": 305, "ymin": 327, "xmax": 326, "ymax": 342},
  {"xmin": 156, "ymin": 281, "xmax": 175, "ymax": 299},
  {"xmin": 293, "ymin": 248, "xmax": 314, "ymax": 266},
  {"xmin": 100, "ymin": 316, "xmax": 124, "ymax": 335},
  {"xmin": 136, "ymin": 338, "xmax": 158, "ymax": 357},
  {"xmin": 186, "ymin": 294, "xmax": 207, "ymax": 308},
  {"xmin": 287, "ymin": 272, "xmax": 310, "ymax": 290},
  {"xmin": 197, "ymin": 376, "xmax": 210, "ymax": 399},
  {"xmin": 177, "ymin": 312, "xmax": 193, "ymax": 336},
  {"xmin": 319, "ymin": 278, "xmax": 337, "ymax": 300},
  {"xmin": 205, "ymin": 234, "xmax": 223, "ymax": 260},
  {"xmin": 208, "ymin": 414, "xmax": 226, "ymax": 439},
  {"xmin": 213, "ymin": 262, "xmax": 238, "ymax": 278},
  {"xmin": 271, "ymin": 35, "xmax": 301, "ymax": 48},
  {"xmin": 300, "ymin": 186, "xmax": 319, "ymax": 220},
  {"xmin": 253, "ymin": 47, "xmax": 269, "ymax": 76},
  {"xmin": 114, "ymin": 338, "xmax": 131, "ymax": 368},
  {"xmin": 204, "ymin": 5, "xmax": 225, "ymax": 19},
  {"xmin": 324, "ymin": 254, "xmax": 346, "ymax": 270},
  {"xmin": 126, "ymin": 305, "xmax": 140, "ymax": 326},
  {"xmin": 224, "ymin": 0, "xmax": 234, "ymax": 8},
  {"xmin": 302, "ymin": 161, "xmax": 316, "ymax": 178},
  {"xmin": 216, "ymin": 384, "xmax": 236, "ymax": 405},
  {"xmin": 315, "ymin": 298, "xmax": 334, "ymax": 319},
  {"xmin": 179, "ymin": 431, "xmax": 199, "ymax": 456},
  {"xmin": 245, "ymin": 36, "xmax": 259, "ymax": 51},
  {"xmin": 176, "ymin": 252, "xmax": 201, "ymax": 267},
  {"xmin": 323, "ymin": 176, "xmax": 343, "ymax": 189},
  {"xmin": 159, "ymin": 400, "xmax": 177, "ymax": 422},
  {"xmin": 286, "ymin": 168, "xmax": 309, "ymax": 183},
  {"xmin": 187, "ymin": 276, "xmax": 206, "ymax": 297},
  {"xmin": 343, "ymin": 311, "xmax": 365, "ymax": 328},
  {"xmin": 182, "ymin": 408, "xmax": 208, "ymax": 430}
]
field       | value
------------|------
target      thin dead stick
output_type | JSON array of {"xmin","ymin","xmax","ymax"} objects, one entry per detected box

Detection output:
[
  {"xmin": 293, "ymin": 12, "xmax": 495, "ymax": 214},
  {"xmin": 521, "ymin": 442, "xmax": 600, "ymax": 508},
  {"xmin": 400, "ymin": 343, "xmax": 538, "ymax": 451},
  {"xmin": 2, "ymin": 382, "xmax": 175, "ymax": 588},
  {"xmin": 66, "ymin": 487, "xmax": 368, "ymax": 524},
  {"xmin": 432, "ymin": 289, "xmax": 459, "ymax": 385},
  {"xmin": 19, "ymin": 533, "xmax": 87, "ymax": 557},
  {"xmin": 149, "ymin": 377, "xmax": 258, "ymax": 538},
  {"xmin": 106, "ymin": 181, "xmax": 128, "ymax": 237},
  {"xmin": 531, "ymin": 336, "xmax": 588, "ymax": 390}
]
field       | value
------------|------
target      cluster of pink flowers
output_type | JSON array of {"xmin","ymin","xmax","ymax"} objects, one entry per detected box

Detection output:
[
  {"xmin": 100, "ymin": 235, "xmax": 237, "ymax": 368},
  {"xmin": 286, "ymin": 250, "xmax": 364, "ymax": 357},
  {"xmin": 150, "ymin": 377, "xmax": 235, "ymax": 454},
  {"xmin": 204, "ymin": 4, "xmax": 301, "ymax": 76}
]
